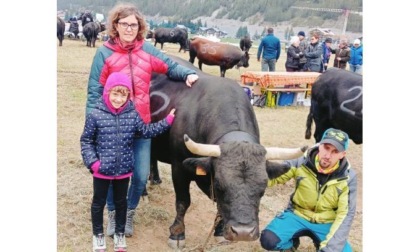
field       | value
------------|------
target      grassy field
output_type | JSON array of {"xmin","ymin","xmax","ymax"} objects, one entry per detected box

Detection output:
[{"xmin": 57, "ymin": 38, "xmax": 362, "ymax": 251}]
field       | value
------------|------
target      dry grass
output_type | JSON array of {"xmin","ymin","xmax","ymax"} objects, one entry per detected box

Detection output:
[{"xmin": 57, "ymin": 39, "xmax": 362, "ymax": 251}]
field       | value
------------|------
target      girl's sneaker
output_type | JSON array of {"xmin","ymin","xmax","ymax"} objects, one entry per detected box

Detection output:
[
  {"xmin": 92, "ymin": 233, "xmax": 106, "ymax": 252},
  {"xmin": 113, "ymin": 232, "xmax": 127, "ymax": 252}
]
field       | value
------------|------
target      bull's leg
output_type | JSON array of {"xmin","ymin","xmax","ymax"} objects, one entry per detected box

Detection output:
[
  {"xmin": 220, "ymin": 67, "xmax": 226, "ymax": 77},
  {"xmin": 92, "ymin": 38, "xmax": 96, "ymax": 48},
  {"xmin": 189, "ymin": 55, "xmax": 195, "ymax": 64},
  {"xmin": 154, "ymin": 41, "xmax": 158, "ymax": 48},
  {"xmin": 313, "ymin": 118, "xmax": 332, "ymax": 143},
  {"xmin": 305, "ymin": 111, "xmax": 313, "ymax": 139},
  {"xmin": 168, "ymin": 164, "xmax": 192, "ymax": 249},
  {"xmin": 312, "ymin": 103, "xmax": 332, "ymax": 143},
  {"xmin": 198, "ymin": 61, "xmax": 203, "ymax": 71},
  {"xmin": 149, "ymin": 158, "xmax": 162, "ymax": 185}
]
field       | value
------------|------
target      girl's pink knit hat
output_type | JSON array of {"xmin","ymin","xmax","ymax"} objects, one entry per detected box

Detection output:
[
  {"xmin": 104, "ymin": 72, "xmax": 132, "ymax": 94},
  {"xmin": 103, "ymin": 72, "xmax": 132, "ymax": 111}
]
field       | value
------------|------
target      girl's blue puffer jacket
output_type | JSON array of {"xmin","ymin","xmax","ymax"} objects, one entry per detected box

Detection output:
[{"xmin": 80, "ymin": 100, "xmax": 170, "ymax": 177}]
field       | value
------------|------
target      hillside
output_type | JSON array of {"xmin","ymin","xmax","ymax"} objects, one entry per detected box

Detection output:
[{"xmin": 57, "ymin": 0, "xmax": 363, "ymax": 34}]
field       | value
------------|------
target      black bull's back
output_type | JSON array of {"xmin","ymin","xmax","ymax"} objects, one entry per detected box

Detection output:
[
  {"xmin": 150, "ymin": 55, "xmax": 259, "ymax": 163},
  {"xmin": 307, "ymin": 68, "xmax": 363, "ymax": 143}
]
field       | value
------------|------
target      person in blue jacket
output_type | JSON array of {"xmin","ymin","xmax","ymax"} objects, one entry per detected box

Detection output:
[
  {"xmin": 321, "ymin": 37, "xmax": 333, "ymax": 72},
  {"xmin": 349, "ymin": 39, "xmax": 363, "ymax": 75},
  {"xmin": 257, "ymin": 27, "xmax": 281, "ymax": 72},
  {"xmin": 81, "ymin": 72, "xmax": 176, "ymax": 252}
]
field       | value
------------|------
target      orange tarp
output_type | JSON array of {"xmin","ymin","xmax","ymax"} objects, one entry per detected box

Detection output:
[{"xmin": 241, "ymin": 71, "xmax": 321, "ymax": 88}]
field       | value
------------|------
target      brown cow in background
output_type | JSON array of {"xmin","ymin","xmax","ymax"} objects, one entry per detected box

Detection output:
[{"xmin": 189, "ymin": 37, "xmax": 249, "ymax": 77}]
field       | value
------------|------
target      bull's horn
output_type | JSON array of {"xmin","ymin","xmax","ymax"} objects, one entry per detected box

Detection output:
[
  {"xmin": 265, "ymin": 146, "xmax": 308, "ymax": 160},
  {"xmin": 184, "ymin": 134, "xmax": 221, "ymax": 157}
]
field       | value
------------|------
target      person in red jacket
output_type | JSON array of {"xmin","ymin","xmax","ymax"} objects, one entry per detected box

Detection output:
[
  {"xmin": 84, "ymin": 2, "xmax": 199, "ymax": 240},
  {"xmin": 82, "ymin": 72, "xmax": 176, "ymax": 252}
]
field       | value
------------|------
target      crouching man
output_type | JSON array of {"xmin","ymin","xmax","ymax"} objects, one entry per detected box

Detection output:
[{"xmin": 260, "ymin": 128, "xmax": 357, "ymax": 252}]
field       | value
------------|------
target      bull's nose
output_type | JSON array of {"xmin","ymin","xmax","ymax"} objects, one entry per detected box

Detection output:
[{"xmin": 227, "ymin": 225, "xmax": 258, "ymax": 241}]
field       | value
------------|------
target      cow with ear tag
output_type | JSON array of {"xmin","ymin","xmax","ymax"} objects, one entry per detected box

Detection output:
[
  {"xmin": 148, "ymin": 55, "xmax": 307, "ymax": 249},
  {"xmin": 182, "ymin": 135, "xmax": 307, "ymax": 243}
]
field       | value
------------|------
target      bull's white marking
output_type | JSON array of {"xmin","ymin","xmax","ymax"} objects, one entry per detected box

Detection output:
[
  {"xmin": 200, "ymin": 43, "xmax": 219, "ymax": 55},
  {"xmin": 340, "ymin": 86, "xmax": 363, "ymax": 116},
  {"xmin": 150, "ymin": 91, "xmax": 170, "ymax": 116},
  {"xmin": 170, "ymin": 30, "xmax": 175, "ymax": 37}
]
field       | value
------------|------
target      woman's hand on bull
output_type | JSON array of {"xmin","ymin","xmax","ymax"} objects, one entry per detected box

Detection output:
[{"xmin": 185, "ymin": 74, "xmax": 199, "ymax": 87}]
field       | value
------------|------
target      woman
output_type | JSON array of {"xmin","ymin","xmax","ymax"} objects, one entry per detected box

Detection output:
[
  {"xmin": 303, "ymin": 34, "xmax": 323, "ymax": 73},
  {"xmin": 84, "ymin": 2, "xmax": 199, "ymax": 240},
  {"xmin": 285, "ymin": 36, "xmax": 302, "ymax": 72},
  {"xmin": 333, "ymin": 40, "xmax": 351, "ymax": 70}
]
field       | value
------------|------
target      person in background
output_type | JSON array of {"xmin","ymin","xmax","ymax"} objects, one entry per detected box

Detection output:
[
  {"xmin": 285, "ymin": 36, "xmax": 303, "ymax": 72},
  {"xmin": 303, "ymin": 34, "xmax": 323, "ymax": 73},
  {"xmin": 348, "ymin": 39, "xmax": 363, "ymax": 74},
  {"xmin": 332, "ymin": 40, "xmax": 351, "ymax": 70},
  {"xmin": 322, "ymin": 37, "xmax": 333, "ymax": 72},
  {"xmin": 85, "ymin": 2, "xmax": 199, "ymax": 239},
  {"xmin": 257, "ymin": 27, "xmax": 281, "ymax": 72},
  {"xmin": 81, "ymin": 72, "xmax": 176, "ymax": 252},
  {"xmin": 260, "ymin": 128, "xmax": 357, "ymax": 252},
  {"xmin": 297, "ymin": 31, "xmax": 308, "ymax": 71}
]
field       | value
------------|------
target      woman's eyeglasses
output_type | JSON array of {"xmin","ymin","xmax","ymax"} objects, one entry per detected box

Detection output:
[{"xmin": 118, "ymin": 22, "xmax": 139, "ymax": 30}]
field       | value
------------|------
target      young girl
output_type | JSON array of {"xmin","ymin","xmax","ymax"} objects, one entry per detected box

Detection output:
[{"xmin": 81, "ymin": 72, "xmax": 175, "ymax": 252}]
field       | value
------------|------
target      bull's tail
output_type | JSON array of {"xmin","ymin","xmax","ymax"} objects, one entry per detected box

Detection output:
[{"xmin": 305, "ymin": 109, "xmax": 313, "ymax": 140}]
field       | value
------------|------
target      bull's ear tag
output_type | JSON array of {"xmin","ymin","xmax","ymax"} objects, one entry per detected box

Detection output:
[{"xmin": 196, "ymin": 166, "xmax": 207, "ymax": 175}]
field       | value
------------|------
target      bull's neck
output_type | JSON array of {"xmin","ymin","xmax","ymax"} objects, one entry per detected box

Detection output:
[{"xmin": 215, "ymin": 131, "xmax": 258, "ymax": 145}]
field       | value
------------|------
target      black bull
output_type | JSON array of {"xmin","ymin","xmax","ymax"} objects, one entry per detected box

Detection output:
[
  {"xmin": 57, "ymin": 17, "xmax": 65, "ymax": 46},
  {"xmin": 146, "ymin": 28, "xmax": 189, "ymax": 53},
  {"xmin": 83, "ymin": 22, "xmax": 105, "ymax": 48},
  {"xmin": 149, "ymin": 55, "xmax": 306, "ymax": 248},
  {"xmin": 305, "ymin": 68, "xmax": 363, "ymax": 144}
]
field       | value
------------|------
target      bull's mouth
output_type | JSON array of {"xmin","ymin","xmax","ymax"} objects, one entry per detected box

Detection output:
[{"xmin": 224, "ymin": 224, "xmax": 259, "ymax": 241}]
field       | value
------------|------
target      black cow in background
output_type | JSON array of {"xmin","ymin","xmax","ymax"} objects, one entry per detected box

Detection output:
[
  {"xmin": 305, "ymin": 67, "xmax": 363, "ymax": 144},
  {"xmin": 146, "ymin": 27, "xmax": 189, "ymax": 52},
  {"xmin": 57, "ymin": 17, "xmax": 65, "ymax": 46},
  {"xmin": 149, "ymin": 55, "xmax": 306, "ymax": 249},
  {"xmin": 80, "ymin": 11, "xmax": 94, "ymax": 27},
  {"xmin": 240, "ymin": 35, "xmax": 253, "ymax": 52},
  {"xmin": 83, "ymin": 22, "xmax": 106, "ymax": 48}
]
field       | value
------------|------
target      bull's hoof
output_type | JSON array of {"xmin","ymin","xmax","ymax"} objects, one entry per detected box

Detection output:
[
  {"xmin": 167, "ymin": 237, "xmax": 185, "ymax": 249},
  {"xmin": 214, "ymin": 235, "xmax": 231, "ymax": 245},
  {"xmin": 151, "ymin": 178, "xmax": 162, "ymax": 185}
]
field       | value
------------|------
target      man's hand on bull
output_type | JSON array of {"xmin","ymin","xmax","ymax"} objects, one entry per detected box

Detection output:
[{"xmin": 185, "ymin": 74, "xmax": 199, "ymax": 87}]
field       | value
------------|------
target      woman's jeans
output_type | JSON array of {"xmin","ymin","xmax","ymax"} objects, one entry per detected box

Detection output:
[{"xmin": 107, "ymin": 138, "xmax": 151, "ymax": 211}]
